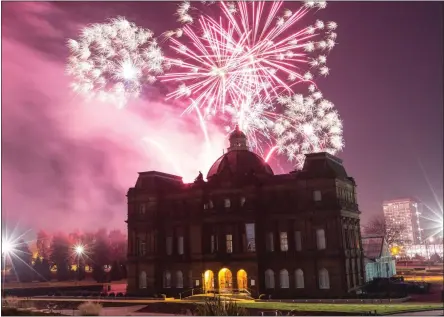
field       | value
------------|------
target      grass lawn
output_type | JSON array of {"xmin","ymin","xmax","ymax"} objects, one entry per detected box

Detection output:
[{"xmin": 234, "ymin": 302, "xmax": 444, "ymax": 315}]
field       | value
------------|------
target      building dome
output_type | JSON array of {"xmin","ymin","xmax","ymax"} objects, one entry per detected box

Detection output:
[{"xmin": 207, "ymin": 126, "xmax": 274, "ymax": 179}]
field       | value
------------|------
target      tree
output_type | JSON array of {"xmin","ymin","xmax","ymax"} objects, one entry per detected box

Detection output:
[
  {"xmin": 108, "ymin": 230, "xmax": 127, "ymax": 262},
  {"xmin": 92, "ymin": 263, "xmax": 106, "ymax": 283},
  {"xmin": 109, "ymin": 260, "xmax": 123, "ymax": 281},
  {"xmin": 11, "ymin": 240, "xmax": 33, "ymax": 282},
  {"xmin": 36, "ymin": 230, "xmax": 51, "ymax": 260},
  {"xmin": 50, "ymin": 234, "xmax": 71, "ymax": 281},
  {"xmin": 363, "ymin": 215, "xmax": 409, "ymax": 246},
  {"xmin": 40, "ymin": 258, "xmax": 52, "ymax": 281}
]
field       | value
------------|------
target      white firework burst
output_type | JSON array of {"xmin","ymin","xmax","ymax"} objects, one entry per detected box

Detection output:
[
  {"xmin": 274, "ymin": 90, "xmax": 344, "ymax": 169},
  {"xmin": 66, "ymin": 17, "xmax": 165, "ymax": 108}
]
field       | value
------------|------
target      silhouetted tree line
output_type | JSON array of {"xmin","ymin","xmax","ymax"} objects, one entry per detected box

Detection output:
[{"xmin": 5, "ymin": 229, "xmax": 127, "ymax": 283}]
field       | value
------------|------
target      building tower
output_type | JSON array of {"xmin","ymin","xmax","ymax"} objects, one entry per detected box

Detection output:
[{"xmin": 382, "ymin": 198, "xmax": 423, "ymax": 245}]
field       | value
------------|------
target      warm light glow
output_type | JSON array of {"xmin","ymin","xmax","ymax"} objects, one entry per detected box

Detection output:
[{"xmin": 391, "ymin": 246, "xmax": 399, "ymax": 255}]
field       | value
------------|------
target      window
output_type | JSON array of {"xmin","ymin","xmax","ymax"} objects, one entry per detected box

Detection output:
[
  {"xmin": 163, "ymin": 271, "xmax": 171, "ymax": 288},
  {"xmin": 226, "ymin": 234, "xmax": 233, "ymax": 253},
  {"xmin": 224, "ymin": 198, "xmax": 231, "ymax": 208},
  {"xmin": 265, "ymin": 269, "xmax": 275, "ymax": 289},
  {"xmin": 279, "ymin": 269, "xmax": 289, "ymax": 288},
  {"xmin": 204, "ymin": 203, "xmax": 209, "ymax": 210},
  {"xmin": 295, "ymin": 231, "xmax": 302, "ymax": 251},
  {"xmin": 140, "ymin": 240, "xmax": 146, "ymax": 256},
  {"xmin": 210, "ymin": 235, "xmax": 217, "ymax": 253},
  {"xmin": 166, "ymin": 237, "xmax": 173, "ymax": 255},
  {"xmin": 266, "ymin": 232, "xmax": 274, "ymax": 252},
  {"xmin": 318, "ymin": 268, "xmax": 330, "ymax": 289},
  {"xmin": 313, "ymin": 190, "xmax": 322, "ymax": 202},
  {"xmin": 209, "ymin": 200, "xmax": 214, "ymax": 209},
  {"xmin": 280, "ymin": 232, "xmax": 288, "ymax": 252},
  {"xmin": 295, "ymin": 269, "xmax": 304, "ymax": 289},
  {"xmin": 139, "ymin": 271, "xmax": 147, "ymax": 289},
  {"xmin": 240, "ymin": 197, "xmax": 246, "ymax": 207},
  {"xmin": 178, "ymin": 236, "xmax": 184, "ymax": 255},
  {"xmin": 176, "ymin": 271, "xmax": 184, "ymax": 288},
  {"xmin": 316, "ymin": 229, "xmax": 326, "ymax": 250},
  {"xmin": 139, "ymin": 203, "xmax": 146, "ymax": 214}
]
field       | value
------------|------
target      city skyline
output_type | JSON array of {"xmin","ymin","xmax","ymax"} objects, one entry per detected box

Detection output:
[{"xmin": 1, "ymin": 1, "xmax": 443, "ymax": 233}]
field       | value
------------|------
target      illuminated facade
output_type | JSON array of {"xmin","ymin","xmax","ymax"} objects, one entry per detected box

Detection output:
[
  {"xmin": 382, "ymin": 198, "xmax": 423, "ymax": 245},
  {"xmin": 126, "ymin": 127, "xmax": 365, "ymax": 298}
]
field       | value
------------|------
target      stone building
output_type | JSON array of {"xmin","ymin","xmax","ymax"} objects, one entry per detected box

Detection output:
[{"xmin": 126, "ymin": 127, "xmax": 365, "ymax": 298}]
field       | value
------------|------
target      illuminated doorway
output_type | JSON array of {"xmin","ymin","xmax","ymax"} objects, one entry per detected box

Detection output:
[
  {"xmin": 237, "ymin": 269, "xmax": 248, "ymax": 290},
  {"xmin": 203, "ymin": 270, "xmax": 214, "ymax": 292},
  {"xmin": 218, "ymin": 268, "xmax": 233, "ymax": 292}
]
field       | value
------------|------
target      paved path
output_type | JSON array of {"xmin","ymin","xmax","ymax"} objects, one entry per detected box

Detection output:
[
  {"xmin": 58, "ymin": 305, "xmax": 176, "ymax": 316},
  {"xmin": 389, "ymin": 310, "xmax": 444, "ymax": 316}
]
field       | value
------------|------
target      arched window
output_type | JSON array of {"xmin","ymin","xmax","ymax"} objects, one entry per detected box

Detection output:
[
  {"xmin": 265, "ymin": 269, "xmax": 275, "ymax": 289},
  {"xmin": 163, "ymin": 271, "xmax": 171, "ymax": 288},
  {"xmin": 316, "ymin": 229, "xmax": 326, "ymax": 250},
  {"xmin": 295, "ymin": 269, "xmax": 304, "ymax": 289},
  {"xmin": 224, "ymin": 198, "xmax": 231, "ymax": 208},
  {"xmin": 279, "ymin": 269, "xmax": 289, "ymax": 289},
  {"xmin": 176, "ymin": 271, "xmax": 184, "ymax": 288},
  {"xmin": 240, "ymin": 197, "xmax": 246, "ymax": 207},
  {"xmin": 139, "ymin": 271, "xmax": 147, "ymax": 289},
  {"xmin": 319, "ymin": 268, "xmax": 330, "ymax": 289}
]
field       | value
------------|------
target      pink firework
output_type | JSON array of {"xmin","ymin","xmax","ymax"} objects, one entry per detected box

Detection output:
[{"xmin": 162, "ymin": 0, "xmax": 337, "ymax": 125}]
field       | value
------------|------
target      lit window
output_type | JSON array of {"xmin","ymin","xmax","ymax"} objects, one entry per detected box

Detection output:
[
  {"xmin": 313, "ymin": 190, "xmax": 322, "ymax": 202},
  {"xmin": 295, "ymin": 269, "xmax": 304, "ymax": 289},
  {"xmin": 226, "ymin": 234, "xmax": 233, "ymax": 253},
  {"xmin": 279, "ymin": 269, "xmax": 289, "ymax": 288},
  {"xmin": 178, "ymin": 236, "xmax": 184, "ymax": 255},
  {"xmin": 266, "ymin": 232, "xmax": 274, "ymax": 252},
  {"xmin": 280, "ymin": 232, "xmax": 288, "ymax": 252},
  {"xmin": 166, "ymin": 237, "xmax": 173, "ymax": 255},
  {"xmin": 176, "ymin": 271, "xmax": 184, "ymax": 288},
  {"xmin": 163, "ymin": 271, "xmax": 171, "ymax": 288},
  {"xmin": 319, "ymin": 268, "xmax": 330, "ymax": 289},
  {"xmin": 316, "ymin": 229, "xmax": 326, "ymax": 250},
  {"xmin": 224, "ymin": 198, "xmax": 231, "ymax": 208},
  {"xmin": 240, "ymin": 197, "xmax": 246, "ymax": 207},
  {"xmin": 295, "ymin": 231, "xmax": 302, "ymax": 251},
  {"xmin": 265, "ymin": 269, "xmax": 275, "ymax": 289}
]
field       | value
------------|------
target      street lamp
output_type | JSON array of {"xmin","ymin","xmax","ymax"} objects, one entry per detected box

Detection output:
[{"xmin": 74, "ymin": 245, "xmax": 84, "ymax": 281}]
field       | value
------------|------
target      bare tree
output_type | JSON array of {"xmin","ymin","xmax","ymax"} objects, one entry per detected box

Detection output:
[{"xmin": 363, "ymin": 215, "xmax": 409, "ymax": 246}]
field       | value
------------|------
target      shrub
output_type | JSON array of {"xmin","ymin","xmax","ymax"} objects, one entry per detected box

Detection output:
[
  {"xmin": 4, "ymin": 296, "xmax": 20, "ymax": 308},
  {"xmin": 194, "ymin": 298, "xmax": 248, "ymax": 316},
  {"xmin": 78, "ymin": 301, "xmax": 103, "ymax": 316},
  {"xmin": 160, "ymin": 294, "xmax": 167, "ymax": 299}
]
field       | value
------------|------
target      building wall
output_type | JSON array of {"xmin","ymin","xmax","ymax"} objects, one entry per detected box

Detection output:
[{"xmin": 364, "ymin": 258, "xmax": 396, "ymax": 282}]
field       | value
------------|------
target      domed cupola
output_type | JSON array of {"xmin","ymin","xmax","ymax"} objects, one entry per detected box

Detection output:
[{"xmin": 207, "ymin": 126, "xmax": 274, "ymax": 180}]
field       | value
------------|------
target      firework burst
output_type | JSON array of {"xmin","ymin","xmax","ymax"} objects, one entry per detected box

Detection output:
[
  {"xmin": 274, "ymin": 87, "xmax": 344, "ymax": 169},
  {"xmin": 66, "ymin": 17, "xmax": 166, "ymax": 108},
  {"xmin": 163, "ymin": 1, "xmax": 338, "ymax": 120}
]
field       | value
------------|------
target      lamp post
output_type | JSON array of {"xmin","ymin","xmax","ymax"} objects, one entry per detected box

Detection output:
[{"xmin": 74, "ymin": 245, "xmax": 84, "ymax": 281}]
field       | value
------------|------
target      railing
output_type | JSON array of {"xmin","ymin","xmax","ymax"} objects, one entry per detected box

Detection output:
[{"xmin": 179, "ymin": 287, "xmax": 203, "ymax": 299}]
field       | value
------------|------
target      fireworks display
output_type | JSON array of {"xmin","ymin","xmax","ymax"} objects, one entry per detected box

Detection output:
[
  {"xmin": 65, "ymin": 1, "xmax": 344, "ymax": 173},
  {"xmin": 66, "ymin": 17, "xmax": 166, "ymax": 108},
  {"xmin": 274, "ymin": 86, "xmax": 344, "ymax": 169}
]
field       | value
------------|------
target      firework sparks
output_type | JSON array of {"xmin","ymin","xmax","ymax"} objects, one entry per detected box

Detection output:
[
  {"xmin": 66, "ymin": 17, "xmax": 165, "ymax": 108},
  {"xmin": 163, "ymin": 1, "xmax": 338, "ymax": 121},
  {"xmin": 274, "ymin": 89, "xmax": 344, "ymax": 169}
]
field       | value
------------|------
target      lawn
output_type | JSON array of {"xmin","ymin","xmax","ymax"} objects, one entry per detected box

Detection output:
[{"xmin": 234, "ymin": 302, "xmax": 444, "ymax": 315}]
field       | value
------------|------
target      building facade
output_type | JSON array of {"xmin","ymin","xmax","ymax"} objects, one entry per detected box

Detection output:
[
  {"xmin": 126, "ymin": 127, "xmax": 365, "ymax": 298},
  {"xmin": 382, "ymin": 198, "xmax": 423, "ymax": 245},
  {"xmin": 362, "ymin": 235, "xmax": 396, "ymax": 282}
]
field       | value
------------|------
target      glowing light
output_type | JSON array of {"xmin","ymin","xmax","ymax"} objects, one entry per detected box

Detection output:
[
  {"xmin": 74, "ymin": 245, "xmax": 85, "ymax": 255},
  {"xmin": 66, "ymin": 17, "xmax": 165, "ymax": 108},
  {"xmin": 2, "ymin": 240, "xmax": 12, "ymax": 254}
]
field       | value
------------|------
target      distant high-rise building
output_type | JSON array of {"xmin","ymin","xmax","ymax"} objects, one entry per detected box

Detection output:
[{"xmin": 382, "ymin": 198, "xmax": 423, "ymax": 245}]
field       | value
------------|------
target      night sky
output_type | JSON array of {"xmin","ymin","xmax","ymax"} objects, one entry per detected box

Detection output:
[{"xmin": 2, "ymin": 2, "xmax": 443, "ymax": 233}]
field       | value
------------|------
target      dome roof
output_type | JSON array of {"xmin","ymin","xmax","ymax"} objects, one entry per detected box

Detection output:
[{"xmin": 207, "ymin": 150, "xmax": 274, "ymax": 179}]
